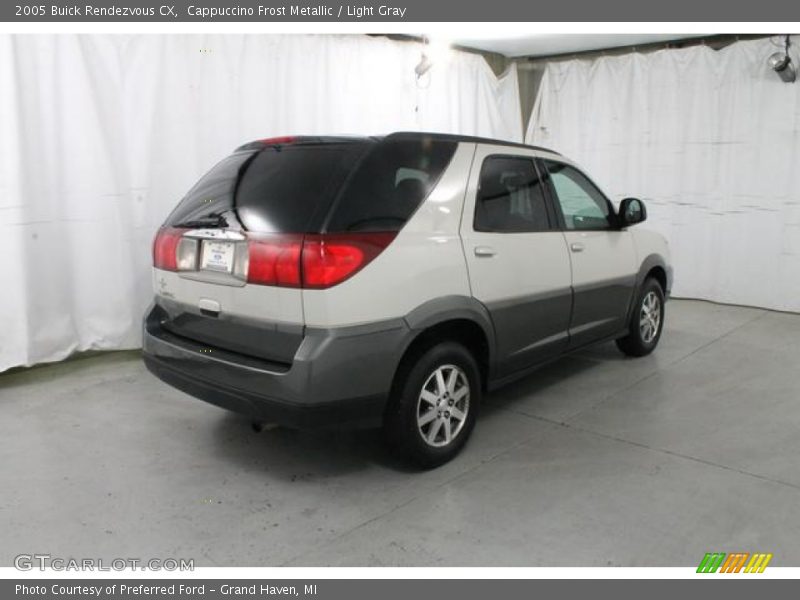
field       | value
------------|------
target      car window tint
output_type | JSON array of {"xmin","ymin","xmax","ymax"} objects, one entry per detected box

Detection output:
[
  {"xmin": 325, "ymin": 138, "xmax": 457, "ymax": 233},
  {"xmin": 165, "ymin": 152, "xmax": 254, "ymax": 227},
  {"xmin": 235, "ymin": 143, "xmax": 369, "ymax": 233},
  {"xmin": 395, "ymin": 167, "xmax": 430, "ymax": 186},
  {"xmin": 166, "ymin": 143, "xmax": 370, "ymax": 233},
  {"xmin": 475, "ymin": 156, "xmax": 551, "ymax": 233}
]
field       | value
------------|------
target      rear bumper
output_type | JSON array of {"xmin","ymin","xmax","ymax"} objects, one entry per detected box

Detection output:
[{"xmin": 142, "ymin": 303, "xmax": 410, "ymax": 429}]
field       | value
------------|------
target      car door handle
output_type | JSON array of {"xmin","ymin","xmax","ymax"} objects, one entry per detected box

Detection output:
[
  {"xmin": 474, "ymin": 246, "xmax": 497, "ymax": 257},
  {"xmin": 570, "ymin": 243, "xmax": 585, "ymax": 253}
]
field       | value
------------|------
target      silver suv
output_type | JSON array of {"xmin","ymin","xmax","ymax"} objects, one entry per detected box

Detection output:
[{"xmin": 143, "ymin": 133, "xmax": 672, "ymax": 466}]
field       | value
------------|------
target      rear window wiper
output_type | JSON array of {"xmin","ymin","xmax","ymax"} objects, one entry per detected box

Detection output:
[{"xmin": 173, "ymin": 213, "xmax": 229, "ymax": 229}]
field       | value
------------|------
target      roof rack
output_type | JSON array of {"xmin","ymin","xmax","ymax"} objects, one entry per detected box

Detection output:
[
  {"xmin": 235, "ymin": 132, "xmax": 560, "ymax": 156},
  {"xmin": 385, "ymin": 131, "xmax": 561, "ymax": 155}
]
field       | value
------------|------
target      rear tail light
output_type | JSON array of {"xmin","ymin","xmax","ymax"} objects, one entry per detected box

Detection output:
[
  {"xmin": 246, "ymin": 234, "xmax": 304, "ymax": 287},
  {"xmin": 176, "ymin": 238, "xmax": 199, "ymax": 271},
  {"xmin": 259, "ymin": 136, "xmax": 297, "ymax": 145},
  {"xmin": 155, "ymin": 228, "xmax": 396, "ymax": 289},
  {"xmin": 301, "ymin": 233, "xmax": 396, "ymax": 289},
  {"xmin": 245, "ymin": 232, "xmax": 396, "ymax": 289},
  {"xmin": 152, "ymin": 228, "xmax": 184, "ymax": 271}
]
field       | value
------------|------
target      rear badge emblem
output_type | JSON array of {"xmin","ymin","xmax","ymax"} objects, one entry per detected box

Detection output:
[{"xmin": 158, "ymin": 277, "xmax": 174, "ymax": 298}]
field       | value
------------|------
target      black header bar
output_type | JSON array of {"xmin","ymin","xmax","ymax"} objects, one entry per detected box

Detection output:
[{"xmin": 4, "ymin": 0, "xmax": 800, "ymax": 22}]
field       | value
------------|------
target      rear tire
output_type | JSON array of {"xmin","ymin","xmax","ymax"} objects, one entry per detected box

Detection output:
[
  {"xmin": 616, "ymin": 277, "xmax": 665, "ymax": 357},
  {"xmin": 384, "ymin": 341, "xmax": 481, "ymax": 468}
]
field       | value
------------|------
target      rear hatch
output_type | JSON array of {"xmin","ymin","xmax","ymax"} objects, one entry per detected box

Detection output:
[
  {"xmin": 151, "ymin": 134, "xmax": 458, "ymax": 367},
  {"xmin": 151, "ymin": 137, "xmax": 372, "ymax": 366}
]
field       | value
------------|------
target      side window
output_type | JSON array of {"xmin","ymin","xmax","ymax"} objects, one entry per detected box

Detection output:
[
  {"xmin": 475, "ymin": 156, "xmax": 551, "ymax": 233},
  {"xmin": 325, "ymin": 139, "xmax": 456, "ymax": 233},
  {"xmin": 543, "ymin": 161, "xmax": 613, "ymax": 231},
  {"xmin": 395, "ymin": 167, "xmax": 429, "ymax": 186}
]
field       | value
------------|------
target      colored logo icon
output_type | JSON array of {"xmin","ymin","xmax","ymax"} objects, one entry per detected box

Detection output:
[{"xmin": 697, "ymin": 553, "xmax": 772, "ymax": 573}]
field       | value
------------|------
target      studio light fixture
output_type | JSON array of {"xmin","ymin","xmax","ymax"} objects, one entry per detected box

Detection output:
[
  {"xmin": 415, "ymin": 36, "xmax": 453, "ymax": 80},
  {"xmin": 415, "ymin": 52, "xmax": 433, "ymax": 78},
  {"xmin": 768, "ymin": 35, "xmax": 796, "ymax": 83}
]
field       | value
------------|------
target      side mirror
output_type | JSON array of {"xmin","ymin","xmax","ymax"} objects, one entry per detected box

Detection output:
[{"xmin": 618, "ymin": 197, "xmax": 647, "ymax": 227}]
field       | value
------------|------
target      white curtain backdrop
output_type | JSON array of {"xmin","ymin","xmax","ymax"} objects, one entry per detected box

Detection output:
[
  {"xmin": 0, "ymin": 34, "xmax": 522, "ymax": 372},
  {"xmin": 527, "ymin": 37, "xmax": 800, "ymax": 313}
]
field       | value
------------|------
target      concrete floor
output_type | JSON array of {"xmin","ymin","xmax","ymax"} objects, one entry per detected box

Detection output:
[{"xmin": 1, "ymin": 299, "xmax": 799, "ymax": 567}]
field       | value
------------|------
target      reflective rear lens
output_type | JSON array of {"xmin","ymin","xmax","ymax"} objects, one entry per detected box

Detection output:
[
  {"xmin": 259, "ymin": 136, "xmax": 297, "ymax": 145},
  {"xmin": 153, "ymin": 228, "xmax": 184, "ymax": 271},
  {"xmin": 158, "ymin": 228, "xmax": 396, "ymax": 288},
  {"xmin": 176, "ymin": 238, "xmax": 199, "ymax": 271},
  {"xmin": 246, "ymin": 234, "xmax": 303, "ymax": 287},
  {"xmin": 301, "ymin": 232, "xmax": 396, "ymax": 289}
]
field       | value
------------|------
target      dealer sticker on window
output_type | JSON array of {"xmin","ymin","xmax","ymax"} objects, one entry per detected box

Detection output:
[{"xmin": 200, "ymin": 241, "xmax": 235, "ymax": 273}]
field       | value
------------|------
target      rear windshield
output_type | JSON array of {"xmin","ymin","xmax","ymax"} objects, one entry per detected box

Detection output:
[
  {"xmin": 325, "ymin": 138, "xmax": 457, "ymax": 232},
  {"xmin": 165, "ymin": 137, "xmax": 457, "ymax": 234},
  {"xmin": 166, "ymin": 142, "xmax": 370, "ymax": 232},
  {"xmin": 165, "ymin": 152, "xmax": 253, "ymax": 228},
  {"xmin": 236, "ymin": 143, "xmax": 369, "ymax": 233}
]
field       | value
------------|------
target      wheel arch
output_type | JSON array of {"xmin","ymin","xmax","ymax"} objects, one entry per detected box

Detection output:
[
  {"xmin": 395, "ymin": 296, "xmax": 496, "ymax": 393},
  {"xmin": 625, "ymin": 253, "xmax": 670, "ymax": 325},
  {"xmin": 636, "ymin": 253, "xmax": 671, "ymax": 294},
  {"xmin": 645, "ymin": 265, "xmax": 668, "ymax": 294}
]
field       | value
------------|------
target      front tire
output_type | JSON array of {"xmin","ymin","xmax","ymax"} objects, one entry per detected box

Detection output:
[
  {"xmin": 384, "ymin": 341, "xmax": 481, "ymax": 468},
  {"xmin": 616, "ymin": 278, "xmax": 665, "ymax": 357}
]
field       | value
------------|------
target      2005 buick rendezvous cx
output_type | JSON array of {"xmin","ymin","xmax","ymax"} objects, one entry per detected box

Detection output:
[{"xmin": 143, "ymin": 132, "xmax": 672, "ymax": 466}]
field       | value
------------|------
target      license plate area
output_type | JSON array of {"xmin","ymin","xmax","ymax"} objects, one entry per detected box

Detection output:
[{"xmin": 200, "ymin": 240, "xmax": 235, "ymax": 273}]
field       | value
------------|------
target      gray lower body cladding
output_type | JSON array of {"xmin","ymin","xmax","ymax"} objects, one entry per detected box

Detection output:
[
  {"xmin": 142, "ymin": 269, "xmax": 669, "ymax": 430},
  {"xmin": 142, "ymin": 303, "xmax": 409, "ymax": 429}
]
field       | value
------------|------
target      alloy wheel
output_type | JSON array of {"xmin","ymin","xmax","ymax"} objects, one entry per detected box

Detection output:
[
  {"xmin": 639, "ymin": 291, "xmax": 662, "ymax": 344},
  {"xmin": 416, "ymin": 364, "xmax": 470, "ymax": 448}
]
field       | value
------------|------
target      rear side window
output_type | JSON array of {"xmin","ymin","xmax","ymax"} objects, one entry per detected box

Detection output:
[
  {"xmin": 325, "ymin": 138, "xmax": 457, "ymax": 233},
  {"xmin": 475, "ymin": 156, "xmax": 551, "ymax": 233}
]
